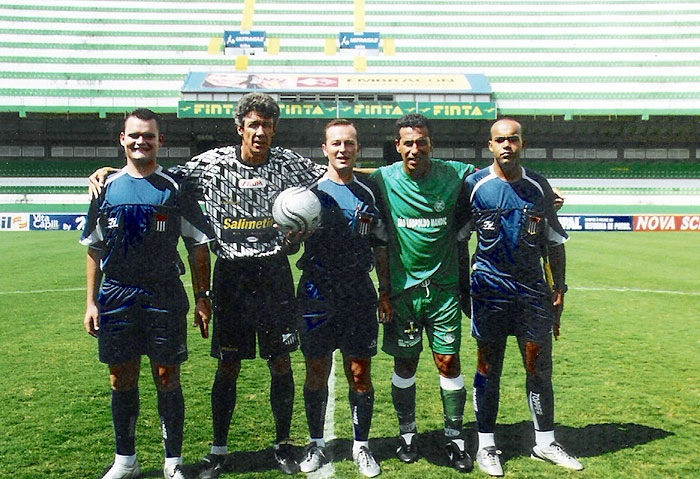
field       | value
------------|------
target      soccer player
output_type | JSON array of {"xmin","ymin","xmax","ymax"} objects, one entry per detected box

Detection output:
[
  {"xmin": 81, "ymin": 108, "xmax": 213, "ymax": 479},
  {"xmin": 369, "ymin": 113, "xmax": 476, "ymax": 473},
  {"xmin": 295, "ymin": 120, "xmax": 390, "ymax": 477},
  {"xmin": 88, "ymin": 93, "xmax": 326, "ymax": 478},
  {"xmin": 467, "ymin": 118, "xmax": 583, "ymax": 476}
]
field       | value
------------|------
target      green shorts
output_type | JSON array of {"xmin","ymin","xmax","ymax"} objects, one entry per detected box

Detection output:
[{"xmin": 382, "ymin": 281, "xmax": 462, "ymax": 358}]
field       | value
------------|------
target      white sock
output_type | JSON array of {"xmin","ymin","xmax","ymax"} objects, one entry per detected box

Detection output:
[
  {"xmin": 114, "ymin": 454, "xmax": 137, "ymax": 468},
  {"xmin": 211, "ymin": 445, "xmax": 228, "ymax": 456},
  {"xmin": 164, "ymin": 456, "xmax": 182, "ymax": 474},
  {"xmin": 311, "ymin": 438, "xmax": 325, "ymax": 448},
  {"xmin": 392, "ymin": 372, "xmax": 416, "ymax": 388},
  {"xmin": 478, "ymin": 432, "xmax": 496, "ymax": 450},
  {"xmin": 353, "ymin": 440, "xmax": 369, "ymax": 457},
  {"xmin": 440, "ymin": 374, "xmax": 465, "ymax": 390},
  {"xmin": 535, "ymin": 430, "xmax": 556, "ymax": 448}
]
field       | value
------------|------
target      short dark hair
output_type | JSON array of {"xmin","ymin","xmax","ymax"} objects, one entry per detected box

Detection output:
[
  {"xmin": 395, "ymin": 113, "xmax": 431, "ymax": 140},
  {"xmin": 234, "ymin": 92, "xmax": 281, "ymax": 128},
  {"xmin": 323, "ymin": 119, "xmax": 359, "ymax": 143},
  {"xmin": 126, "ymin": 108, "xmax": 160, "ymax": 131}
]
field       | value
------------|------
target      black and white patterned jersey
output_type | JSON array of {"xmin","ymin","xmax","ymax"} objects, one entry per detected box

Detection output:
[{"xmin": 171, "ymin": 145, "xmax": 326, "ymax": 260}]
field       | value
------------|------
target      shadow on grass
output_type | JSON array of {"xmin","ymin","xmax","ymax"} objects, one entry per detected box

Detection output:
[{"xmin": 137, "ymin": 421, "xmax": 671, "ymax": 476}]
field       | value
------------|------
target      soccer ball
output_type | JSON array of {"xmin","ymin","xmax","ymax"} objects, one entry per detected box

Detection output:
[{"xmin": 272, "ymin": 186, "xmax": 322, "ymax": 234}]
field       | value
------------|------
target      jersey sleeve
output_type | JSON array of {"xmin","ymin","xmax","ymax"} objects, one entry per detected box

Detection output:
[
  {"xmin": 168, "ymin": 155, "xmax": 212, "ymax": 201},
  {"xmin": 79, "ymin": 193, "xmax": 105, "ymax": 250},
  {"xmin": 360, "ymin": 173, "xmax": 388, "ymax": 248},
  {"xmin": 280, "ymin": 148, "xmax": 327, "ymax": 187},
  {"xmin": 538, "ymin": 174, "xmax": 569, "ymax": 246},
  {"xmin": 178, "ymin": 179, "xmax": 214, "ymax": 249}
]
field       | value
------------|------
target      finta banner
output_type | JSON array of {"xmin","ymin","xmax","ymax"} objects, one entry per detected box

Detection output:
[
  {"xmin": 178, "ymin": 100, "xmax": 495, "ymax": 119},
  {"xmin": 179, "ymin": 72, "xmax": 496, "ymax": 119}
]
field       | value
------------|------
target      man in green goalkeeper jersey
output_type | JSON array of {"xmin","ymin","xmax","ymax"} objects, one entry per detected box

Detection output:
[{"xmin": 369, "ymin": 113, "xmax": 475, "ymax": 473}]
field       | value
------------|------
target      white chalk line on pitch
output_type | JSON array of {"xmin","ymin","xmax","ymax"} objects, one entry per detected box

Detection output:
[
  {"xmin": 575, "ymin": 286, "xmax": 700, "ymax": 296},
  {"xmin": 0, "ymin": 287, "xmax": 86, "ymax": 295},
  {"xmin": 308, "ymin": 349, "xmax": 337, "ymax": 479}
]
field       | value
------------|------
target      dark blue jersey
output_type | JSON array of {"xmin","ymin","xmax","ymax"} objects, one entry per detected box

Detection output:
[
  {"xmin": 297, "ymin": 173, "xmax": 386, "ymax": 278},
  {"xmin": 80, "ymin": 166, "xmax": 212, "ymax": 287},
  {"xmin": 467, "ymin": 166, "xmax": 567, "ymax": 293}
]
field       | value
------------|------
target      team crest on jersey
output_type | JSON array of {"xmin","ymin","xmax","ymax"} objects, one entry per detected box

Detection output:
[
  {"xmin": 238, "ymin": 177, "xmax": 266, "ymax": 189},
  {"xmin": 155, "ymin": 213, "xmax": 168, "ymax": 232},
  {"xmin": 434, "ymin": 199, "xmax": 446, "ymax": 212},
  {"xmin": 526, "ymin": 215, "xmax": 542, "ymax": 235}
]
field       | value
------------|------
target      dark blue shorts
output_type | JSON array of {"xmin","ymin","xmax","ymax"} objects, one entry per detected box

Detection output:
[
  {"xmin": 211, "ymin": 255, "xmax": 299, "ymax": 361},
  {"xmin": 298, "ymin": 271, "xmax": 378, "ymax": 360},
  {"xmin": 97, "ymin": 277, "xmax": 189, "ymax": 365},
  {"xmin": 470, "ymin": 272, "xmax": 553, "ymax": 344}
]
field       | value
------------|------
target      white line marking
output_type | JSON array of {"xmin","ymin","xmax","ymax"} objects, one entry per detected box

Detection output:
[
  {"xmin": 0, "ymin": 287, "xmax": 85, "ymax": 295},
  {"xmin": 575, "ymin": 286, "xmax": 700, "ymax": 296},
  {"xmin": 308, "ymin": 349, "xmax": 337, "ymax": 479}
]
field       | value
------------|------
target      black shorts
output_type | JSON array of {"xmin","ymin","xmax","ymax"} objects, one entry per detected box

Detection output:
[
  {"xmin": 211, "ymin": 255, "xmax": 299, "ymax": 361},
  {"xmin": 97, "ymin": 277, "xmax": 189, "ymax": 365},
  {"xmin": 298, "ymin": 270, "xmax": 378, "ymax": 360},
  {"xmin": 470, "ymin": 272, "xmax": 553, "ymax": 344}
]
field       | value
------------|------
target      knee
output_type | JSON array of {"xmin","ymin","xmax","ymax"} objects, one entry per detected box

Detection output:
[
  {"xmin": 217, "ymin": 359, "xmax": 241, "ymax": 382},
  {"xmin": 394, "ymin": 357, "xmax": 419, "ymax": 379},
  {"xmin": 525, "ymin": 342, "xmax": 551, "ymax": 377},
  {"xmin": 155, "ymin": 366, "xmax": 181, "ymax": 392},
  {"xmin": 435, "ymin": 353, "xmax": 461, "ymax": 378},
  {"xmin": 109, "ymin": 361, "xmax": 140, "ymax": 391},
  {"xmin": 350, "ymin": 370, "xmax": 373, "ymax": 393},
  {"xmin": 269, "ymin": 354, "xmax": 292, "ymax": 377}
]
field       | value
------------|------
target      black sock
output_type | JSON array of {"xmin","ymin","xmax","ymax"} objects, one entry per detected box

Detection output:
[
  {"xmin": 211, "ymin": 371, "xmax": 237, "ymax": 447},
  {"xmin": 304, "ymin": 385, "xmax": 328, "ymax": 440},
  {"xmin": 158, "ymin": 387, "xmax": 185, "ymax": 457},
  {"xmin": 271, "ymin": 372, "xmax": 295, "ymax": 443},
  {"xmin": 349, "ymin": 388, "xmax": 374, "ymax": 442},
  {"xmin": 391, "ymin": 383, "xmax": 417, "ymax": 434},
  {"xmin": 112, "ymin": 388, "xmax": 139, "ymax": 456}
]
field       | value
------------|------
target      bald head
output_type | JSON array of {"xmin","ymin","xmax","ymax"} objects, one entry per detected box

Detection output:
[{"xmin": 490, "ymin": 118, "xmax": 522, "ymax": 139}]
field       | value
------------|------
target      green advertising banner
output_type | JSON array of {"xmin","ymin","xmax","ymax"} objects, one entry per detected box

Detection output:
[{"xmin": 178, "ymin": 101, "xmax": 496, "ymax": 119}]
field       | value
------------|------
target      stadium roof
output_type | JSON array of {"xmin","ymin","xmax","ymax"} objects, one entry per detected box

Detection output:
[{"xmin": 2, "ymin": 0, "xmax": 700, "ymax": 118}]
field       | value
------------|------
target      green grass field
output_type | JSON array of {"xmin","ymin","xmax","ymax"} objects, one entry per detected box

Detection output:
[{"xmin": 0, "ymin": 231, "xmax": 698, "ymax": 479}]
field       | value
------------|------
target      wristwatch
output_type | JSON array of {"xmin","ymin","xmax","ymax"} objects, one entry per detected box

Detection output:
[{"xmin": 196, "ymin": 290, "xmax": 213, "ymax": 300}]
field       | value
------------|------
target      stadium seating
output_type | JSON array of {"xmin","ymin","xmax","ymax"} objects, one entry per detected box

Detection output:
[
  {"xmin": 1, "ymin": 0, "xmax": 699, "ymax": 190},
  {"xmin": 2, "ymin": 0, "xmax": 700, "ymax": 115}
]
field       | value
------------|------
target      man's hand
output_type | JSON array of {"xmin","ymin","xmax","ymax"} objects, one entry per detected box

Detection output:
[
  {"xmin": 194, "ymin": 297, "xmax": 212, "ymax": 338},
  {"xmin": 281, "ymin": 229, "xmax": 311, "ymax": 255},
  {"xmin": 552, "ymin": 186, "xmax": 565, "ymax": 212},
  {"xmin": 84, "ymin": 305, "xmax": 100, "ymax": 337},
  {"xmin": 552, "ymin": 290, "xmax": 565, "ymax": 339},
  {"xmin": 88, "ymin": 167, "xmax": 119, "ymax": 198},
  {"xmin": 378, "ymin": 290, "xmax": 393, "ymax": 324}
]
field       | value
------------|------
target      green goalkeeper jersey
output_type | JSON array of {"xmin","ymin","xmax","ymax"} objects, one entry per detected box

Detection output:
[{"xmin": 370, "ymin": 159, "xmax": 475, "ymax": 291}]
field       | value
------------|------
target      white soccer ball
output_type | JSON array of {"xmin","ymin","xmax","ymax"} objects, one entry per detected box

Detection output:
[{"xmin": 272, "ymin": 186, "xmax": 322, "ymax": 234}]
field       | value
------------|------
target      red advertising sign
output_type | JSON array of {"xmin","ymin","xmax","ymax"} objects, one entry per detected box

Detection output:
[{"xmin": 634, "ymin": 215, "xmax": 700, "ymax": 231}]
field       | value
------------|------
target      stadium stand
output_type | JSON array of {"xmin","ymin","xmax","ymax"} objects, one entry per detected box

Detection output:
[{"xmin": 0, "ymin": 0, "xmax": 699, "ymax": 191}]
